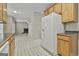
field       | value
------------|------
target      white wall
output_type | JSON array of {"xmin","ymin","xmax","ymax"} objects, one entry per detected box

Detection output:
[
  {"xmin": 6, "ymin": 16, "xmax": 15, "ymax": 33},
  {"xmin": 29, "ymin": 12, "xmax": 43, "ymax": 38},
  {"xmin": 16, "ymin": 22, "xmax": 28, "ymax": 34}
]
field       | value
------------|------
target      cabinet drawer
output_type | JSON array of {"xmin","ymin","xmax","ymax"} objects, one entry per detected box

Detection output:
[
  {"xmin": 63, "ymin": 36, "xmax": 71, "ymax": 42},
  {"xmin": 58, "ymin": 35, "xmax": 71, "ymax": 41},
  {"xmin": 57, "ymin": 36, "xmax": 63, "ymax": 39},
  {"xmin": 57, "ymin": 38, "xmax": 71, "ymax": 56},
  {"xmin": 61, "ymin": 41, "xmax": 70, "ymax": 56}
]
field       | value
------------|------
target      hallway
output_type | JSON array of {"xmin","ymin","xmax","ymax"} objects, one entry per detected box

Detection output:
[{"xmin": 14, "ymin": 34, "xmax": 51, "ymax": 56}]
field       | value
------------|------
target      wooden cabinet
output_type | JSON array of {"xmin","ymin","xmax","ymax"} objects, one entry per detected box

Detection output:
[
  {"xmin": 57, "ymin": 34, "xmax": 71, "ymax": 56},
  {"xmin": 0, "ymin": 34, "xmax": 15, "ymax": 56},
  {"xmin": 62, "ymin": 3, "xmax": 78, "ymax": 23},
  {"xmin": 3, "ymin": 3, "xmax": 7, "ymax": 22},
  {"xmin": 53, "ymin": 3, "xmax": 62, "ymax": 14},
  {"xmin": 44, "ymin": 3, "xmax": 62, "ymax": 16},
  {"xmin": 44, "ymin": 9, "xmax": 48, "ymax": 16},
  {"xmin": 44, "ymin": 4, "xmax": 54, "ymax": 16},
  {"xmin": 8, "ymin": 34, "xmax": 15, "ymax": 56},
  {"xmin": 48, "ymin": 6, "xmax": 54, "ymax": 14},
  {"xmin": 0, "ymin": 3, "xmax": 3, "ymax": 21},
  {"xmin": 0, "ymin": 3, "xmax": 7, "ymax": 22},
  {"xmin": 44, "ymin": 3, "xmax": 78, "ymax": 23},
  {"xmin": 58, "ymin": 39, "xmax": 70, "ymax": 56},
  {"xmin": 9, "ymin": 37, "xmax": 15, "ymax": 56}
]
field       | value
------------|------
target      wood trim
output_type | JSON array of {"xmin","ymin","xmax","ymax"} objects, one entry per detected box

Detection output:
[
  {"xmin": 3, "ymin": 3, "xmax": 7, "ymax": 23},
  {"xmin": 0, "ymin": 33, "xmax": 15, "ymax": 56},
  {"xmin": 57, "ymin": 33, "xmax": 71, "ymax": 37},
  {"xmin": 58, "ymin": 38, "xmax": 70, "ymax": 42},
  {"xmin": 8, "ymin": 37, "xmax": 15, "ymax": 56},
  {"xmin": 44, "ymin": 3, "xmax": 62, "ymax": 16},
  {"xmin": 0, "ymin": 34, "xmax": 14, "ymax": 48},
  {"xmin": 44, "ymin": 3, "xmax": 56, "ymax": 12},
  {"xmin": 57, "ymin": 36, "xmax": 71, "ymax": 56},
  {"xmin": 57, "ymin": 34, "xmax": 72, "ymax": 56}
]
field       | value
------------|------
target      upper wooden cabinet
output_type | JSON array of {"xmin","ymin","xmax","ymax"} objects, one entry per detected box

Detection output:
[
  {"xmin": 48, "ymin": 6, "xmax": 54, "ymax": 14},
  {"xmin": 0, "ymin": 3, "xmax": 7, "ymax": 23},
  {"xmin": 53, "ymin": 3, "xmax": 62, "ymax": 14},
  {"xmin": 44, "ymin": 9, "xmax": 48, "ymax": 16},
  {"xmin": 3, "ymin": 3, "xmax": 7, "ymax": 22},
  {"xmin": 44, "ymin": 3, "xmax": 62, "ymax": 16},
  {"xmin": 62, "ymin": 3, "xmax": 78, "ymax": 23},
  {"xmin": 0, "ymin": 3, "xmax": 3, "ymax": 21},
  {"xmin": 44, "ymin": 3, "xmax": 78, "ymax": 23}
]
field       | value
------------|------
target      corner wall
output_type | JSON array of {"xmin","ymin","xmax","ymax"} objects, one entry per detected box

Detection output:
[{"xmin": 28, "ymin": 12, "xmax": 43, "ymax": 38}]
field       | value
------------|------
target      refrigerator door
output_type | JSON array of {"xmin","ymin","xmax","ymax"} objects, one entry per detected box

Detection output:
[
  {"xmin": 41, "ymin": 13, "xmax": 56, "ymax": 55},
  {"xmin": 41, "ymin": 12, "xmax": 64, "ymax": 55}
]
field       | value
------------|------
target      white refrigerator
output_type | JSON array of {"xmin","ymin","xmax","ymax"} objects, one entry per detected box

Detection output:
[{"xmin": 41, "ymin": 12, "xmax": 64, "ymax": 55}]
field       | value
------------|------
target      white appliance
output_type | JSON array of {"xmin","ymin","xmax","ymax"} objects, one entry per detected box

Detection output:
[{"xmin": 41, "ymin": 12, "xmax": 64, "ymax": 55}]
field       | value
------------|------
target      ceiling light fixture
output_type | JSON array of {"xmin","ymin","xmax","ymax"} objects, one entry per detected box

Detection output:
[{"xmin": 13, "ymin": 11, "xmax": 17, "ymax": 13}]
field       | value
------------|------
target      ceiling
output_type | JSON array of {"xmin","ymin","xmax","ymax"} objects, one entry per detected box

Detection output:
[{"xmin": 7, "ymin": 3, "xmax": 53, "ymax": 22}]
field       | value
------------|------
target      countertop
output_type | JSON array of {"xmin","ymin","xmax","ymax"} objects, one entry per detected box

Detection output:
[
  {"xmin": 57, "ymin": 33, "xmax": 71, "ymax": 37},
  {"xmin": 0, "ymin": 33, "xmax": 10, "ymax": 43},
  {"xmin": 0, "ymin": 33, "xmax": 14, "ymax": 48}
]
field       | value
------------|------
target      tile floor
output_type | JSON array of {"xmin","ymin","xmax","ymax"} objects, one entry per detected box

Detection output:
[{"xmin": 14, "ymin": 34, "xmax": 51, "ymax": 56}]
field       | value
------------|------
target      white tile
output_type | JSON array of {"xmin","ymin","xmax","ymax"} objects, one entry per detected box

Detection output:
[{"xmin": 14, "ymin": 34, "xmax": 51, "ymax": 56}]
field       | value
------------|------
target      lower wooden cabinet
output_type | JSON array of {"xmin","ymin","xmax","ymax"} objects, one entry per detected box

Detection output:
[
  {"xmin": 8, "ymin": 35, "xmax": 15, "ymax": 56},
  {"xmin": 57, "ymin": 34, "xmax": 71, "ymax": 56}
]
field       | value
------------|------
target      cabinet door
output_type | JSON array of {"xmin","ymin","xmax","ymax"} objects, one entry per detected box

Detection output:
[
  {"xmin": 53, "ymin": 3, "xmax": 62, "ymax": 14},
  {"xmin": 0, "ymin": 3, "xmax": 3, "ymax": 21},
  {"xmin": 57, "ymin": 39, "xmax": 63, "ymax": 55},
  {"xmin": 9, "ymin": 37, "xmax": 15, "ymax": 56},
  {"xmin": 62, "ymin": 3, "xmax": 78, "ymax": 23},
  {"xmin": 58, "ymin": 40, "xmax": 70, "ymax": 56},
  {"xmin": 48, "ymin": 6, "xmax": 53, "ymax": 14},
  {"xmin": 44, "ymin": 10, "xmax": 48, "ymax": 16},
  {"xmin": 3, "ymin": 3, "xmax": 7, "ymax": 22},
  {"xmin": 62, "ymin": 41, "xmax": 70, "ymax": 56}
]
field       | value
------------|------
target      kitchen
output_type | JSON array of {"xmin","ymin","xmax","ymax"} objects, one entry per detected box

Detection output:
[
  {"xmin": 43, "ymin": 3, "xmax": 79, "ymax": 56},
  {"xmin": 0, "ymin": 3, "xmax": 79, "ymax": 56}
]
